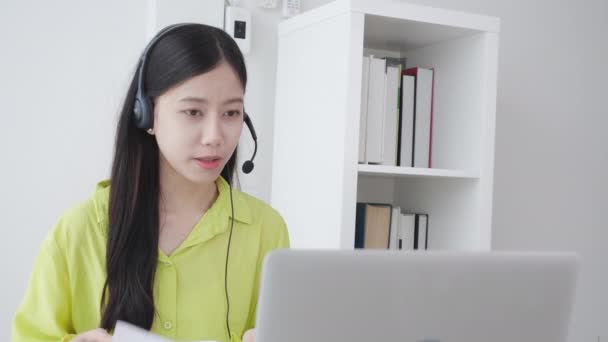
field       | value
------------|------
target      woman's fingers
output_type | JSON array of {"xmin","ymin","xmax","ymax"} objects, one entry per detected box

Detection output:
[
  {"xmin": 242, "ymin": 328, "xmax": 256, "ymax": 342},
  {"xmin": 72, "ymin": 328, "xmax": 112, "ymax": 342}
]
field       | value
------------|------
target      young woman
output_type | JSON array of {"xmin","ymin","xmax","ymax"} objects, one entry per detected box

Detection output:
[{"xmin": 12, "ymin": 23, "xmax": 289, "ymax": 342}]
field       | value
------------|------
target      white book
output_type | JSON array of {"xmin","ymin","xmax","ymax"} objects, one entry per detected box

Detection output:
[
  {"xmin": 404, "ymin": 67, "xmax": 434, "ymax": 168},
  {"xmin": 398, "ymin": 213, "xmax": 415, "ymax": 251},
  {"xmin": 410, "ymin": 68, "xmax": 434, "ymax": 168},
  {"xmin": 389, "ymin": 206, "xmax": 401, "ymax": 250},
  {"xmin": 399, "ymin": 75, "xmax": 415, "ymax": 167},
  {"xmin": 358, "ymin": 56, "xmax": 370, "ymax": 163},
  {"xmin": 365, "ymin": 56, "xmax": 386, "ymax": 164},
  {"xmin": 381, "ymin": 66, "xmax": 400, "ymax": 166}
]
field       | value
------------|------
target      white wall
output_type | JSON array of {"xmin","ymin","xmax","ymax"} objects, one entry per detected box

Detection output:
[
  {"xmin": 1, "ymin": 0, "xmax": 606, "ymax": 341},
  {"xmin": 0, "ymin": 1, "xmax": 145, "ymax": 339},
  {"xmin": 233, "ymin": 1, "xmax": 288, "ymax": 200}
]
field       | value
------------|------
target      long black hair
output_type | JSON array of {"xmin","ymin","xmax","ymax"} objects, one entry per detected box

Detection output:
[{"xmin": 100, "ymin": 24, "xmax": 247, "ymax": 331}]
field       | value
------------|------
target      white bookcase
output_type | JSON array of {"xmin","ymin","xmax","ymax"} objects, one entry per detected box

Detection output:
[{"xmin": 270, "ymin": 0, "xmax": 500, "ymax": 251}]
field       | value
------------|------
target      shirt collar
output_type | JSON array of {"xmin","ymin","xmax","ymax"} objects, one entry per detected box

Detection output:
[
  {"xmin": 92, "ymin": 176, "xmax": 253, "ymax": 227},
  {"xmin": 215, "ymin": 175, "xmax": 253, "ymax": 225},
  {"xmin": 166, "ymin": 176, "xmax": 253, "ymax": 253}
]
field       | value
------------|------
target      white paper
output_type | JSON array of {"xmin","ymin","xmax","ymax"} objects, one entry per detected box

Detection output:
[{"xmin": 113, "ymin": 321, "xmax": 218, "ymax": 342}]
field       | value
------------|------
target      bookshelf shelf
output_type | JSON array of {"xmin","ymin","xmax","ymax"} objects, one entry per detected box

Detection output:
[
  {"xmin": 357, "ymin": 164, "xmax": 478, "ymax": 180},
  {"xmin": 270, "ymin": 0, "xmax": 499, "ymax": 251}
]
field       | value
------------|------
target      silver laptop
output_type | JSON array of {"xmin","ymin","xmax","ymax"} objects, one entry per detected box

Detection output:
[{"xmin": 255, "ymin": 250, "xmax": 579, "ymax": 342}]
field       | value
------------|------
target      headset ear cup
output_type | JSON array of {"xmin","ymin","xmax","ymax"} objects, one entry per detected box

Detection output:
[
  {"xmin": 140, "ymin": 96, "xmax": 154, "ymax": 130},
  {"xmin": 133, "ymin": 95, "xmax": 153, "ymax": 130},
  {"xmin": 133, "ymin": 97, "xmax": 145, "ymax": 129}
]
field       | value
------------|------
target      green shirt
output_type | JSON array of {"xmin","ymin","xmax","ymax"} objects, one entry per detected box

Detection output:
[{"xmin": 12, "ymin": 176, "xmax": 289, "ymax": 342}]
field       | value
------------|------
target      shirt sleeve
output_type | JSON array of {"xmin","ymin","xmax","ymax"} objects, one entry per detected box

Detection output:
[{"xmin": 12, "ymin": 227, "xmax": 75, "ymax": 342}]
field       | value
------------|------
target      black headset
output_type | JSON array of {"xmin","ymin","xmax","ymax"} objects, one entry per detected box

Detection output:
[{"xmin": 133, "ymin": 23, "xmax": 258, "ymax": 340}]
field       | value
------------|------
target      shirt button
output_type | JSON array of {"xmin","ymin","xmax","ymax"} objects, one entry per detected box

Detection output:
[{"xmin": 164, "ymin": 321, "xmax": 173, "ymax": 330}]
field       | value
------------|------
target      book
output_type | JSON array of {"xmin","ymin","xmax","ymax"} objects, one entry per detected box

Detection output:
[
  {"xmin": 365, "ymin": 56, "xmax": 387, "ymax": 164},
  {"xmin": 354, "ymin": 203, "xmax": 392, "ymax": 249},
  {"xmin": 389, "ymin": 206, "xmax": 401, "ymax": 250},
  {"xmin": 381, "ymin": 66, "xmax": 400, "ymax": 166},
  {"xmin": 403, "ymin": 67, "xmax": 435, "ymax": 168},
  {"xmin": 414, "ymin": 213, "xmax": 429, "ymax": 250},
  {"xmin": 358, "ymin": 56, "xmax": 370, "ymax": 163},
  {"xmin": 354, "ymin": 203, "xmax": 366, "ymax": 248},
  {"xmin": 399, "ymin": 75, "xmax": 415, "ymax": 166},
  {"xmin": 398, "ymin": 213, "xmax": 415, "ymax": 251}
]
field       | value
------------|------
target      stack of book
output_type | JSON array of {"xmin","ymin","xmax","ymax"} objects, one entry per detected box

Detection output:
[
  {"xmin": 354, "ymin": 202, "xmax": 429, "ymax": 250},
  {"xmin": 359, "ymin": 55, "xmax": 435, "ymax": 168}
]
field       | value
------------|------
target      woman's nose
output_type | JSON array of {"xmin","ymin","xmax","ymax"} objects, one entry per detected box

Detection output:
[{"xmin": 200, "ymin": 115, "xmax": 224, "ymax": 147}]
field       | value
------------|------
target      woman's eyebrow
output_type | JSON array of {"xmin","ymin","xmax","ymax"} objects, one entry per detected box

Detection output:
[{"xmin": 179, "ymin": 96, "xmax": 243, "ymax": 105}]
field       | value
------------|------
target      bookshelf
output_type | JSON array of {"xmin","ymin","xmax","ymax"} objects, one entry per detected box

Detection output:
[
  {"xmin": 357, "ymin": 164, "xmax": 478, "ymax": 180},
  {"xmin": 270, "ymin": 0, "xmax": 500, "ymax": 251}
]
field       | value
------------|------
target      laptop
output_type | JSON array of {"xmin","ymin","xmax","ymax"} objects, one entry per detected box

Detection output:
[{"xmin": 255, "ymin": 250, "xmax": 579, "ymax": 342}]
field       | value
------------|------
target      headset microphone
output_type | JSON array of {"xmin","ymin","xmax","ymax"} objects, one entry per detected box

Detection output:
[{"xmin": 242, "ymin": 113, "xmax": 257, "ymax": 174}]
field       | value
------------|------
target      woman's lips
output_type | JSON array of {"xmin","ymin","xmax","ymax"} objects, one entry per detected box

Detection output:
[{"xmin": 195, "ymin": 157, "xmax": 222, "ymax": 170}]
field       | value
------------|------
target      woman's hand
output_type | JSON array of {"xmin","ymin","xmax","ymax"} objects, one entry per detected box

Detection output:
[
  {"xmin": 242, "ymin": 328, "xmax": 256, "ymax": 342},
  {"xmin": 72, "ymin": 328, "xmax": 112, "ymax": 342}
]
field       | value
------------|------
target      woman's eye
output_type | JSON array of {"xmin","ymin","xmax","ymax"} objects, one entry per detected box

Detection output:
[
  {"xmin": 225, "ymin": 110, "xmax": 242, "ymax": 117},
  {"xmin": 183, "ymin": 109, "xmax": 201, "ymax": 117}
]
